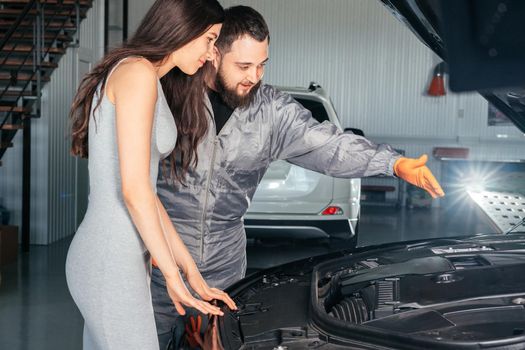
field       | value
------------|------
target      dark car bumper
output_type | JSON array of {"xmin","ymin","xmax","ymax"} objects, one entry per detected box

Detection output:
[{"xmin": 244, "ymin": 218, "xmax": 356, "ymax": 240}]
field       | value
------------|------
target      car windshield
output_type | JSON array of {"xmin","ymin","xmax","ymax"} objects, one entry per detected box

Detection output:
[{"xmin": 294, "ymin": 97, "xmax": 330, "ymax": 123}]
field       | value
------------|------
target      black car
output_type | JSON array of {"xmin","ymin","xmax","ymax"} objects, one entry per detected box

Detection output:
[{"xmin": 216, "ymin": 1, "xmax": 525, "ymax": 349}]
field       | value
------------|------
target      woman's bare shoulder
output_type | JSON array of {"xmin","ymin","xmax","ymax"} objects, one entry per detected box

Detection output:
[{"xmin": 106, "ymin": 57, "xmax": 158, "ymax": 103}]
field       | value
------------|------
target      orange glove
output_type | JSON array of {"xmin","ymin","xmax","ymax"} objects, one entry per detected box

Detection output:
[{"xmin": 394, "ymin": 154, "xmax": 445, "ymax": 198}]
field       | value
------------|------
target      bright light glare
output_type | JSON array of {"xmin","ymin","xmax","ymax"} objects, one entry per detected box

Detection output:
[
  {"xmin": 463, "ymin": 174, "xmax": 487, "ymax": 192},
  {"xmin": 444, "ymin": 162, "xmax": 505, "ymax": 209}
]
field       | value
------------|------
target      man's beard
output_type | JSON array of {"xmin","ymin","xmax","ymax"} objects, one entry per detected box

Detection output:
[{"xmin": 214, "ymin": 69, "xmax": 261, "ymax": 110}]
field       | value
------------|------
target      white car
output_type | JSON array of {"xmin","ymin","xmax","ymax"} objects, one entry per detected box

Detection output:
[{"xmin": 244, "ymin": 83, "xmax": 361, "ymax": 244}]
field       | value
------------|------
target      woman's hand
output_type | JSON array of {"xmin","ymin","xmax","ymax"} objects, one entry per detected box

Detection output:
[
  {"xmin": 165, "ymin": 270, "xmax": 225, "ymax": 316},
  {"xmin": 185, "ymin": 267, "xmax": 237, "ymax": 311}
]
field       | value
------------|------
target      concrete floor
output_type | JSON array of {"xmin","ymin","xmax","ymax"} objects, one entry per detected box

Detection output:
[{"xmin": 0, "ymin": 201, "xmax": 493, "ymax": 349}]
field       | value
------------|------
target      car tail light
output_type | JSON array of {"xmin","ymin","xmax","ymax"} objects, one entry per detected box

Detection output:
[{"xmin": 321, "ymin": 206, "xmax": 343, "ymax": 215}]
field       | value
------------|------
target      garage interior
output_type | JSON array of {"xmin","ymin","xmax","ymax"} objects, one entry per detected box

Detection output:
[{"xmin": 1, "ymin": 0, "xmax": 524, "ymax": 349}]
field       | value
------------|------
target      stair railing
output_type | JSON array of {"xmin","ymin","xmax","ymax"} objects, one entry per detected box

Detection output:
[
  {"xmin": 1, "ymin": 0, "xmax": 82, "ymax": 128},
  {"xmin": 0, "ymin": 0, "xmax": 37, "ymax": 130}
]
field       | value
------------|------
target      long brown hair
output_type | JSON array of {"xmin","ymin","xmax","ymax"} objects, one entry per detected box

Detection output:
[{"xmin": 70, "ymin": 0, "xmax": 224, "ymax": 180}]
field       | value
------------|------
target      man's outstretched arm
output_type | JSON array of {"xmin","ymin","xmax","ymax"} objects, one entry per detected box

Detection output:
[{"xmin": 269, "ymin": 90, "xmax": 444, "ymax": 198}]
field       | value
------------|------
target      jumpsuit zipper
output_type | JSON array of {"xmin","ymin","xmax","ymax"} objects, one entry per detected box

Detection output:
[
  {"xmin": 199, "ymin": 138, "xmax": 218, "ymax": 262},
  {"xmin": 198, "ymin": 107, "xmax": 237, "ymax": 263}
]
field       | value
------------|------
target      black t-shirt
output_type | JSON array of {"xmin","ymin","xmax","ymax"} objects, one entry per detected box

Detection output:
[{"xmin": 208, "ymin": 89, "xmax": 234, "ymax": 135}]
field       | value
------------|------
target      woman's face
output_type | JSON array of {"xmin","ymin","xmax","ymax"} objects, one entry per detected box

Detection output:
[{"xmin": 173, "ymin": 23, "xmax": 222, "ymax": 75}]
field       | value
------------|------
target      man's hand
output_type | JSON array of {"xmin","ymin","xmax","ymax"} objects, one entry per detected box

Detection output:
[{"xmin": 394, "ymin": 154, "xmax": 445, "ymax": 198}]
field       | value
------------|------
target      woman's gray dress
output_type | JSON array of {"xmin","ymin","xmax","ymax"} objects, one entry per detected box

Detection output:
[{"xmin": 66, "ymin": 59, "xmax": 176, "ymax": 349}]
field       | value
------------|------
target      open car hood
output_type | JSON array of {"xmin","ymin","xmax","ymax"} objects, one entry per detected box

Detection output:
[{"xmin": 380, "ymin": 0, "xmax": 525, "ymax": 133}]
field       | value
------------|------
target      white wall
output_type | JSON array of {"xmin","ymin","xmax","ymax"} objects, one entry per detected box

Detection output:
[{"xmin": 0, "ymin": 1, "xmax": 105, "ymax": 244}]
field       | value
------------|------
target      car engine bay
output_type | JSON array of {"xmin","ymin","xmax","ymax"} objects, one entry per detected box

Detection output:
[{"xmin": 219, "ymin": 234, "xmax": 525, "ymax": 349}]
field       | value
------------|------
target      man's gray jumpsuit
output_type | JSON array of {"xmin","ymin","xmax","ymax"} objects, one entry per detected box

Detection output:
[{"xmin": 152, "ymin": 84, "xmax": 401, "ymax": 346}]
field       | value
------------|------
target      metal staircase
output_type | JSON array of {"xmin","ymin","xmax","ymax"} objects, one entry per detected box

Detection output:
[{"xmin": 0, "ymin": 0, "xmax": 93, "ymax": 250}]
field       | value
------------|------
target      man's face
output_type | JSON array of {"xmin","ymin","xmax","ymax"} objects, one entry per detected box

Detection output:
[{"xmin": 215, "ymin": 34, "xmax": 269, "ymax": 109}]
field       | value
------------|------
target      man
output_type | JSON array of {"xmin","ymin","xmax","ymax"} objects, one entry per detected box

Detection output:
[{"xmin": 152, "ymin": 5, "xmax": 444, "ymax": 348}]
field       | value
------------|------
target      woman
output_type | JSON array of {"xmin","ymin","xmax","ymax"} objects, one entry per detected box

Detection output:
[{"xmin": 66, "ymin": 0, "xmax": 236, "ymax": 348}]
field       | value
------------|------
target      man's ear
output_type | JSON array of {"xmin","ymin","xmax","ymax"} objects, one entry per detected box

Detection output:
[{"xmin": 211, "ymin": 46, "xmax": 221, "ymax": 69}]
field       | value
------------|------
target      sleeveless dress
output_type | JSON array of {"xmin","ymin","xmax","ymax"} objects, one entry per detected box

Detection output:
[{"xmin": 65, "ymin": 58, "xmax": 177, "ymax": 349}]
